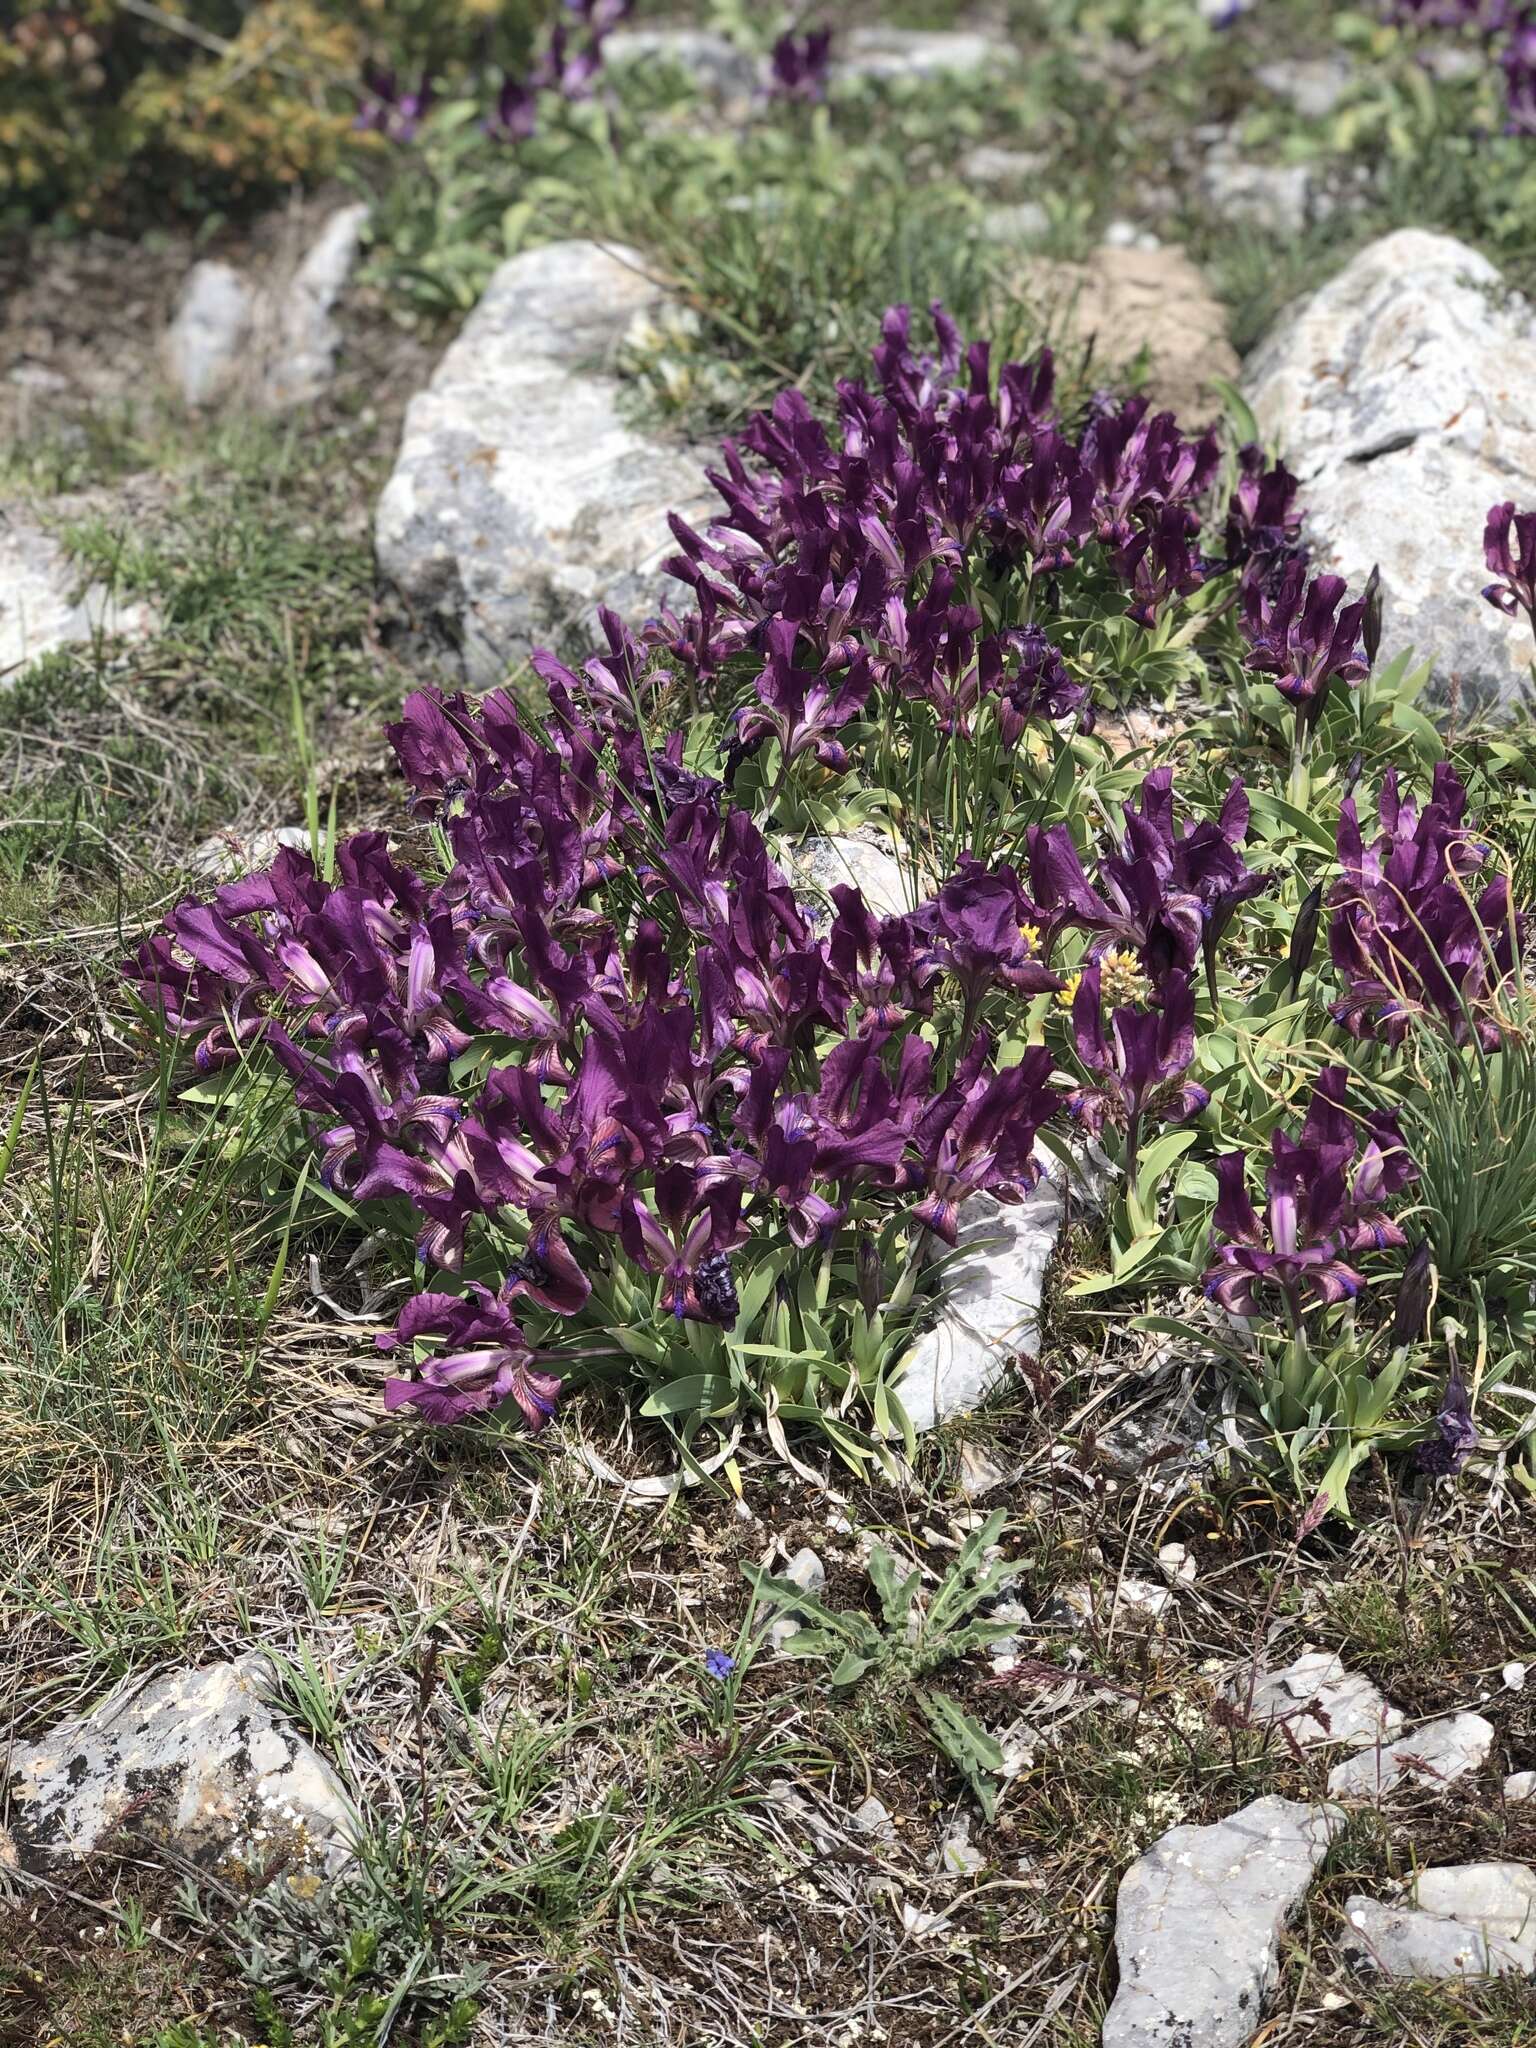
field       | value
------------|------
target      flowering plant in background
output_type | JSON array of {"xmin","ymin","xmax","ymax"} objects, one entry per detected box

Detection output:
[
  {"xmin": 365, "ymin": 0, "xmax": 635, "ymax": 154},
  {"xmin": 356, "ymin": 63, "xmax": 435, "ymax": 144},
  {"xmin": 1389, "ymin": 0, "xmax": 1536, "ymax": 133},
  {"xmin": 767, "ymin": 27, "xmax": 833, "ymax": 104}
]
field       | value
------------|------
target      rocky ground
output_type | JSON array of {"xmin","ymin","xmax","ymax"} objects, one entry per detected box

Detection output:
[{"xmin": 2, "ymin": 6, "xmax": 1535, "ymax": 2046}]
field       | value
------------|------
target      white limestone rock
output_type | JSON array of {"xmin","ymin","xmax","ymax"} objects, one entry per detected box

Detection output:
[
  {"xmin": 262, "ymin": 202, "xmax": 369, "ymax": 410},
  {"xmin": 1229, "ymin": 1649, "xmax": 1402, "ymax": 1752},
  {"xmin": 837, "ymin": 28, "xmax": 1014, "ymax": 83},
  {"xmin": 767, "ymin": 1545, "xmax": 828, "ymax": 1652},
  {"xmin": 1326, "ymin": 1711, "xmax": 1495, "ymax": 1802},
  {"xmin": 164, "ymin": 207, "xmax": 367, "ymax": 413},
  {"xmin": 851, "ymin": 1792, "xmax": 896, "ymax": 1842},
  {"xmin": 600, "ymin": 26, "xmax": 757, "ymax": 98},
  {"xmin": 4, "ymin": 1656, "xmax": 354, "ymax": 1879},
  {"xmin": 0, "ymin": 508, "xmax": 153, "ymax": 682},
  {"xmin": 189, "ymin": 822, "xmax": 311, "ymax": 884},
  {"xmin": 792, "ymin": 833, "xmax": 917, "ymax": 918},
  {"xmin": 932, "ymin": 1814, "xmax": 987, "ymax": 1877},
  {"xmin": 164, "ymin": 259, "xmax": 258, "ymax": 409},
  {"xmin": 1505, "ymin": 1770, "xmax": 1536, "ymax": 1803},
  {"xmin": 1104, "ymin": 1796, "xmax": 1344, "ymax": 2048},
  {"xmin": 962, "ymin": 145, "xmax": 1049, "ymax": 188},
  {"xmin": 1200, "ymin": 148, "xmax": 1317, "ymax": 235},
  {"xmin": 1056, "ymin": 1576, "xmax": 1173, "ymax": 1629},
  {"xmin": 1247, "ymin": 230, "xmax": 1536, "ymax": 705},
  {"xmin": 892, "ymin": 1175, "xmax": 1066, "ymax": 1431},
  {"xmin": 375, "ymin": 239, "xmax": 712, "ymax": 684},
  {"xmin": 1254, "ymin": 55, "xmax": 1356, "ymax": 120},
  {"xmin": 1343, "ymin": 1863, "xmax": 1536, "ymax": 1979}
]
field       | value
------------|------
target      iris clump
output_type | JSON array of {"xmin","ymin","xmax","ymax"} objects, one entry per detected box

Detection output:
[
  {"xmin": 1330, "ymin": 763, "xmax": 1526, "ymax": 1048},
  {"xmin": 767, "ymin": 29, "xmax": 833, "ymax": 105},
  {"xmin": 365, "ymin": 0, "xmax": 636, "ymax": 152},
  {"xmin": 129, "ymin": 298, "xmax": 1521, "ymax": 1501},
  {"xmin": 1204, "ymin": 1067, "xmax": 1418, "ymax": 1326}
]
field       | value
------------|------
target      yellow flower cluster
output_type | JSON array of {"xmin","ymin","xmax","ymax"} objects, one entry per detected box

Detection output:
[{"xmin": 1055, "ymin": 948, "xmax": 1151, "ymax": 1014}]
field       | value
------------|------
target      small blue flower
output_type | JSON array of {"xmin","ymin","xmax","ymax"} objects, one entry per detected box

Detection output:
[{"xmin": 704, "ymin": 1649, "xmax": 736, "ymax": 1680}]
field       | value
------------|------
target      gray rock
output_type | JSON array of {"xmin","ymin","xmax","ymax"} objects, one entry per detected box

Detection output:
[
  {"xmin": 375, "ymin": 240, "xmax": 712, "ymax": 684},
  {"xmin": 0, "ymin": 508, "xmax": 153, "ymax": 681},
  {"xmin": 600, "ymin": 27, "xmax": 757, "ymax": 98},
  {"xmin": 262, "ymin": 203, "xmax": 369, "ymax": 410},
  {"xmin": 5, "ymin": 1656, "xmax": 353, "ymax": 1880},
  {"xmin": 1254, "ymin": 56, "xmax": 1356, "ymax": 120},
  {"xmin": 1200, "ymin": 147, "xmax": 1316, "ymax": 235},
  {"xmin": 1326, "ymin": 1711, "xmax": 1495, "ymax": 1802},
  {"xmin": 892, "ymin": 1174, "xmax": 1066, "ymax": 1431},
  {"xmin": 1247, "ymin": 230, "xmax": 1536, "ymax": 706},
  {"xmin": 1229, "ymin": 1650, "xmax": 1402, "ymax": 1752},
  {"xmin": 781, "ymin": 1546, "xmax": 826, "ymax": 1598},
  {"xmin": 164, "ymin": 260, "xmax": 258, "ymax": 409},
  {"xmin": 1104, "ymin": 1796, "xmax": 1344, "ymax": 2048},
  {"xmin": 792, "ymin": 833, "xmax": 917, "ymax": 918},
  {"xmin": 1420, "ymin": 43, "xmax": 1485, "ymax": 85},
  {"xmin": 1056, "ymin": 1575, "xmax": 1173, "ymax": 1629},
  {"xmin": 837, "ymin": 28, "xmax": 1013, "ymax": 84},
  {"xmin": 1095, "ymin": 1380, "xmax": 1211, "ymax": 1493},
  {"xmin": 1506, "ymin": 1770, "xmax": 1536, "ymax": 1803},
  {"xmin": 1343, "ymin": 1863, "xmax": 1536, "ymax": 1979}
]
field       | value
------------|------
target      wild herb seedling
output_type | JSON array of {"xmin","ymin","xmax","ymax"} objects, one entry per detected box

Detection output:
[{"xmin": 744, "ymin": 1509, "xmax": 1018, "ymax": 1814}]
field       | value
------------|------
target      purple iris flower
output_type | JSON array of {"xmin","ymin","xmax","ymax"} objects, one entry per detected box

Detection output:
[
  {"xmin": 768, "ymin": 28, "xmax": 833, "ymax": 102},
  {"xmin": 1329, "ymin": 764, "xmax": 1524, "ymax": 1047},
  {"xmin": 911, "ymin": 858, "xmax": 1062, "ymax": 1018},
  {"xmin": 485, "ymin": 72, "xmax": 539, "ymax": 143},
  {"xmin": 1031, "ymin": 770, "xmax": 1212, "ymax": 983},
  {"xmin": 1505, "ymin": 15, "xmax": 1536, "ymax": 133},
  {"xmin": 1069, "ymin": 966, "xmax": 1207, "ymax": 1172},
  {"xmin": 987, "ymin": 626, "xmax": 1093, "ymax": 743},
  {"xmin": 908, "ymin": 1039, "xmax": 1058, "ymax": 1244},
  {"xmin": 355, "ymin": 63, "xmax": 434, "ymax": 143},
  {"xmin": 705, "ymin": 1649, "xmax": 737, "ymax": 1679},
  {"xmin": 1242, "ymin": 559, "xmax": 1369, "ymax": 705},
  {"xmin": 1224, "ymin": 444, "xmax": 1305, "ymax": 583},
  {"xmin": 1483, "ymin": 500, "xmax": 1536, "ymax": 641},
  {"xmin": 620, "ymin": 1164, "xmax": 748, "ymax": 1325},
  {"xmin": 379, "ymin": 1285, "xmax": 560, "ymax": 1428},
  {"xmin": 1418, "ymin": 1370, "xmax": 1479, "ymax": 1476},
  {"xmin": 1204, "ymin": 1067, "xmax": 1417, "ymax": 1325},
  {"xmin": 725, "ymin": 622, "xmax": 872, "ymax": 783}
]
